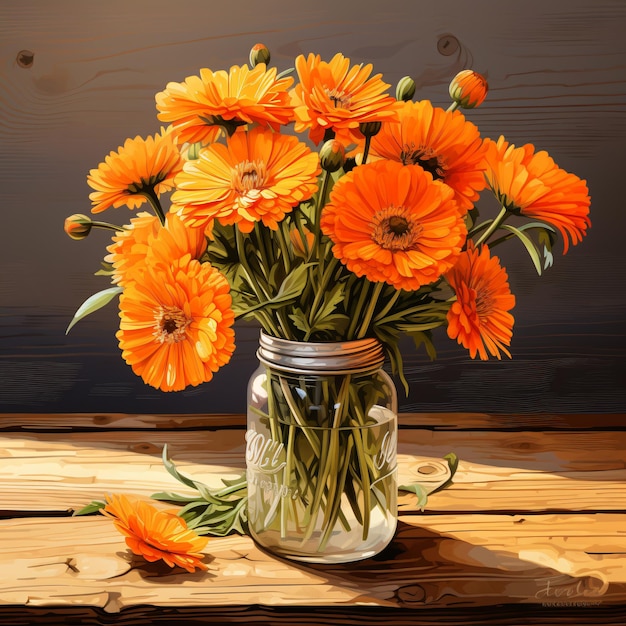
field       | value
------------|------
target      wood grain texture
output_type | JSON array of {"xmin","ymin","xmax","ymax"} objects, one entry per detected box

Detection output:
[
  {"xmin": 1, "ymin": 411, "xmax": 625, "ymax": 431},
  {"xmin": 1, "ymin": 416, "xmax": 625, "ymax": 622},
  {"xmin": 1, "ymin": 427, "xmax": 625, "ymax": 514},
  {"xmin": 0, "ymin": 0, "xmax": 625, "ymax": 414},
  {"xmin": 0, "ymin": 514, "xmax": 624, "ymax": 612}
]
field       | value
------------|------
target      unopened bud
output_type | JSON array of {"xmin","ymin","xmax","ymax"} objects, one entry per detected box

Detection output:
[
  {"xmin": 358, "ymin": 121, "xmax": 382, "ymax": 138},
  {"xmin": 289, "ymin": 226, "xmax": 315, "ymax": 258},
  {"xmin": 319, "ymin": 139, "xmax": 345, "ymax": 173},
  {"xmin": 64, "ymin": 214, "xmax": 93, "ymax": 240},
  {"xmin": 449, "ymin": 69, "xmax": 488, "ymax": 109},
  {"xmin": 249, "ymin": 43, "xmax": 271, "ymax": 68},
  {"xmin": 395, "ymin": 75, "xmax": 416, "ymax": 102}
]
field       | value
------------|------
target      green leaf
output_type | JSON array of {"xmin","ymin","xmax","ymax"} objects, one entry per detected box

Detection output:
[
  {"xmin": 408, "ymin": 330, "xmax": 438, "ymax": 361},
  {"xmin": 155, "ymin": 446, "xmax": 249, "ymax": 537},
  {"xmin": 94, "ymin": 261, "xmax": 115, "ymax": 277},
  {"xmin": 161, "ymin": 445, "xmax": 223, "ymax": 504},
  {"xmin": 500, "ymin": 224, "xmax": 543, "ymax": 275},
  {"xmin": 538, "ymin": 229, "xmax": 556, "ymax": 270},
  {"xmin": 399, "ymin": 452, "xmax": 460, "ymax": 511},
  {"xmin": 430, "ymin": 452, "xmax": 460, "ymax": 496},
  {"xmin": 397, "ymin": 482, "xmax": 429, "ymax": 511},
  {"xmin": 275, "ymin": 261, "xmax": 311, "ymax": 298},
  {"xmin": 310, "ymin": 313, "xmax": 350, "ymax": 335},
  {"xmin": 313, "ymin": 283, "xmax": 344, "ymax": 321},
  {"xmin": 65, "ymin": 286, "xmax": 122, "ymax": 334},
  {"xmin": 72, "ymin": 500, "xmax": 106, "ymax": 516},
  {"xmin": 288, "ymin": 308, "xmax": 312, "ymax": 334},
  {"xmin": 237, "ymin": 262, "xmax": 313, "ymax": 316},
  {"xmin": 150, "ymin": 492, "xmax": 202, "ymax": 504}
]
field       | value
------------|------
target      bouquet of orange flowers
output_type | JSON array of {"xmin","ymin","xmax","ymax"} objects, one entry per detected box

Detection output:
[
  {"xmin": 66, "ymin": 44, "xmax": 591, "ymax": 563},
  {"xmin": 64, "ymin": 45, "xmax": 591, "ymax": 395}
]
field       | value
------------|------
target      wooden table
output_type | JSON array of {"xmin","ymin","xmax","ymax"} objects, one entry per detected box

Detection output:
[{"xmin": 1, "ymin": 413, "xmax": 625, "ymax": 625}]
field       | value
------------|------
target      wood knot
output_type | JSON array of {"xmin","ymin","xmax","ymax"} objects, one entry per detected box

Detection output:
[
  {"xmin": 16, "ymin": 50, "xmax": 34, "ymax": 68},
  {"xmin": 397, "ymin": 583, "xmax": 426, "ymax": 605},
  {"xmin": 131, "ymin": 442, "xmax": 160, "ymax": 454},
  {"xmin": 437, "ymin": 35, "xmax": 460, "ymax": 57}
]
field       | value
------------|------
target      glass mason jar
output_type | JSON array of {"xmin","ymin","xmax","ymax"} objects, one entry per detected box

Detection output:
[{"xmin": 246, "ymin": 331, "xmax": 398, "ymax": 563}]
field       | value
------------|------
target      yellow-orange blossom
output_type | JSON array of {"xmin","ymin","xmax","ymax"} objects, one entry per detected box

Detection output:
[
  {"xmin": 116, "ymin": 253, "xmax": 235, "ymax": 392},
  {"xmin": 102, "ymin": 494, "xmax": 209, "ymax": 573},
  {"xmin": 446, "ymin": 243, "xmax": 515, "ymax": 360}
]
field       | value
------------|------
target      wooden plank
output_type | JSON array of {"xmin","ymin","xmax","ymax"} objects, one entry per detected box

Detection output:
[
  {"xmin": 0, "ymin": 514, "xmax": 624, "ymax": 612},
  {"xmin": 1, "ymin": 430, "xmax": 625, "ymax": 514},
  {"xmin": 2, "ymin": 605, "xmax": 626, "ymax": 626},
  {"xmin": 1, "ymin": 412, "xmax": 625, "ymax": 432}
]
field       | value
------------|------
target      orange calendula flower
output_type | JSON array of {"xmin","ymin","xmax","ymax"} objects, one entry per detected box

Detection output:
[
  {"xmin": 290, "ymin": 52, "xmax": 398, "ymax": 145},
  {"xmin": 445, "ymin": 243, "xmax": 516, "ymax": 360},
  {"xmin": 148, "ymin": 211, "xmax": 208, "ymax": 267},
  {"xmin": 484, "ymin": 136, "xmax": 591, "ymax": 254},
  {"xmin": 172, "ymin": 127, "xmax": 320, "ymax": 234},
  {"xmin": 320, "ymin": 160, "xmax": 467, "ymax": 291},
  {"xmin": 449, "ymin": 70, "xmax": 488, "ymax": 109},
  {"xmin": 155, "ymin": 63, "xmax": 295, "ymax": 146},
  {"xmin": 105, "ymin": 212, "xmax": 161, "ymax": 287},
  {"xmin": 116, "ymin": 256, "xmax": 235, "ymax": 392},
  {"xmin": 364, "ymin": 100, "xmax": 488, "ymax": 212},
  {"xmin": 102, "ymin": 494, "xmax": 209, "ymax": 573},
  {"xmin": 105, "ymin": 212, "xmax": 207, "ymax": 287},
  {"xmin": 88, "ymin": 127, "xmax": 184, "ymax": 214}
]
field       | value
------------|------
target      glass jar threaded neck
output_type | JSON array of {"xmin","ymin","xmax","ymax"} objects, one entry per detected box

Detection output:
[{"xmin": 256, "ymin": 331, "xmax": 385, "ymax": 375}]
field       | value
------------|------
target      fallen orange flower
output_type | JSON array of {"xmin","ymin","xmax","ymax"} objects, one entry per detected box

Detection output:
[{"xmin": 102, "ymin": 493, "xmax": 209, "ymax": 573}]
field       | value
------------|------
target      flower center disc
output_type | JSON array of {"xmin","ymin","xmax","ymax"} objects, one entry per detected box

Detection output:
[
  {"xmin": 325, "ymin": 87, "xmax": 351, "ymax": 109},
  {"xmin": 153, "ymin": 305, "xmax": 192, "ymax": 344},
  {"xmin": 372, "ymin": 207, "xmax": 421, "ymax": 251},
  {"xmin": 233, "ymin": 160, "xmax": 267, "ymax": 195},
  {"xmin": 400, "ymin": 144, "xmax": 447, "ymax": 181}
]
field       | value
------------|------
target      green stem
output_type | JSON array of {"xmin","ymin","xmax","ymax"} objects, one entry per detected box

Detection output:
[
  {"xmin": 252, "ymin": 223, "xmax": 274, "ymax": 283},
  {"xmin": 347, "ymin": 280, "xmax": 372, "ymax": 338},
  {"xmin": 352, "ymin": 424, "xmax": 371, "ymax": 540},
  {"xmin": 361, "ymin": 134, "xmax": 372, "ymax": 164},
  {"xmin": 318, "ymin": 435, "xmax": 354, "ymax": 551},
  {"xmin": 473, "ymin": 205, "xmax": 509, "ymax": 247},
  {"xmin": 314, "ymin": 170, "xmax": 331, "ymax": 258},
  {"xmin": 234, "ymin": 228, "xmax": 281, "ymax": 336},
  {"xmin": 305, "ymin": 252, "xmax": 340, "ymax": 339},
  {"xmin": 446, "ymin": 101, "xmax": 460, "ymax": 113},
  {"xmin": 356, "ymin": 281, "xmax": 384, "ymax": 339},
  {"xmin": 140, "ymin": 188, "xmax": 166, "ymax": 225},
  {"xmin": 91, "ymin": 221, "xmax": 124, "ymax": 232},
  {"xmin": 373, "ymin": 288, "xmax": 401, "ymax": 323},
  {"xmin": 275, "ymin": 221, "xmax": 292, "ymax": 274},
  {"xmin": 301, "ymin": 374, "xmax": 352, "ymax": 545},
  {"xmin": 375, "ymin": 301, "xmax": 449, "ymax": 326},
  {"xmin": 280, "ymin": 424, "xmax": 296, "ymax": 539},
  {"xmin": 486, "ymin": 232, "xmax": 517, "ymax": 248}
]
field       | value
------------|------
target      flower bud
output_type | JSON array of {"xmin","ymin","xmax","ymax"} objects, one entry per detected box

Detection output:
[
  {"xmin": 249, "ymin": 43, "xmax": 271, "ymax": 68},
  {"xmin": 449, "ymin": 69, "xmax": 488, "ymax": 109},
  {"xmin": 64, "ymin": 213, "xmax": 93, "ymax": 240},
  {"xmin": 319, "ymin": 139, "xmax": 345, "ymax": 173},
  {"xmin": 289, "ymin": 226, "xmax": 315, "ymax": 258},
  {"xmin": 395, "ymin": 75, "xmax": 416, "ymax": 102},
  {"xmin": 358, "ymin": 121, "xmax": 382, "ymax": 138}
]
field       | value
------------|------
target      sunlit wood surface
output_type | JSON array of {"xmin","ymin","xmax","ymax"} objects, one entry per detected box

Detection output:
[{"xmin": 1, "ymin": 413, "xmax": 625, "ymax": 624}]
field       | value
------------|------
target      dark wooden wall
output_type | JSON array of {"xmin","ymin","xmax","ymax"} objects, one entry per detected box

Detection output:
[{"xmin": 1, "ymin": 0, "xmax": 625, "ymax": 415}]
